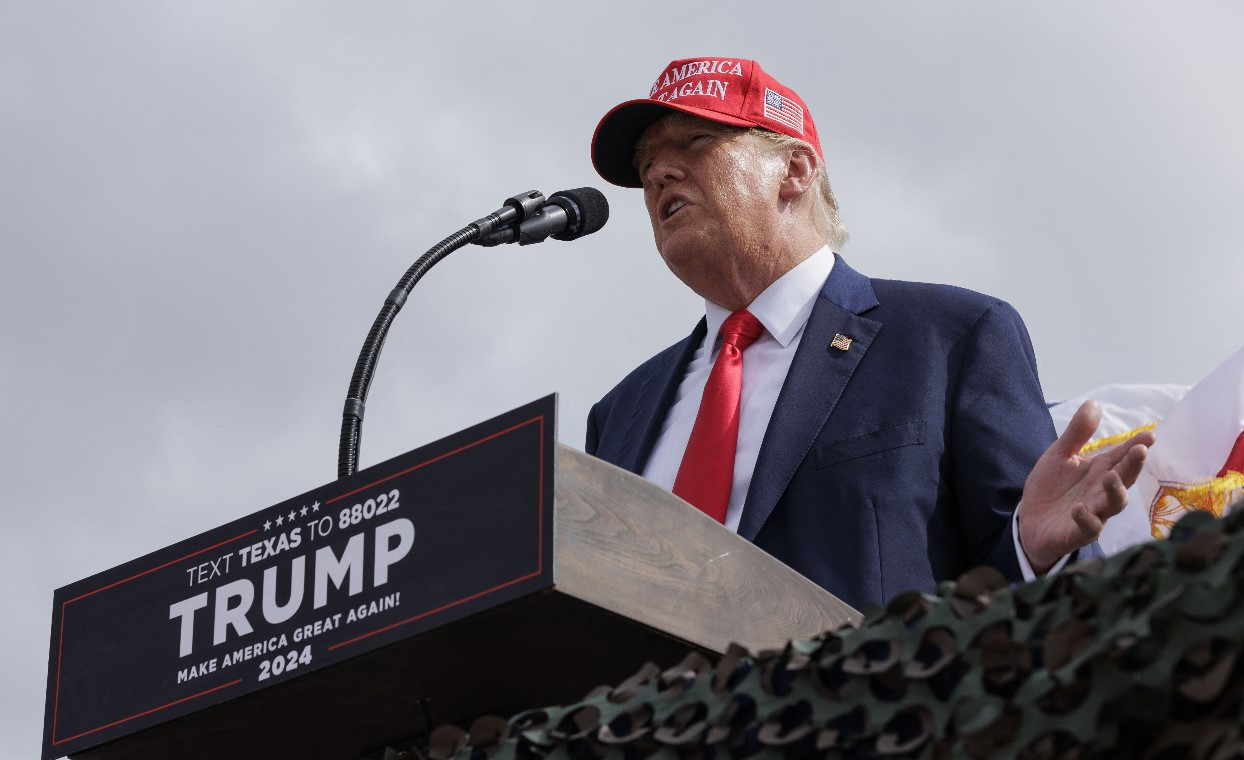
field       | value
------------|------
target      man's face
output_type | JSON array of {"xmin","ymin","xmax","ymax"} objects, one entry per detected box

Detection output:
[{"xmin": 634, "ymin": 114, "xmax": 789, "ymax": 300}]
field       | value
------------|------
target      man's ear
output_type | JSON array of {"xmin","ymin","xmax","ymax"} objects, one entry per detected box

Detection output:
[{"xmin": 778, "ymin": 147, "xmax": 818, "ymax": 201}]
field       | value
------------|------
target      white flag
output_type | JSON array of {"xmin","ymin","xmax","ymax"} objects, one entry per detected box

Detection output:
[{"xmin": 1049, "ymin": 344, "xmax": 1244, "ymax": 555}]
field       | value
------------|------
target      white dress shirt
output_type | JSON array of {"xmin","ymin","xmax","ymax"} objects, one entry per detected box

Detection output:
[
  {"xmin": 643, "ymin": 246, "xmax": 835, "ymax": 531},
  {"xmin": 642, "ymin": 244, "xmax": 1059, "ymax": 580}
]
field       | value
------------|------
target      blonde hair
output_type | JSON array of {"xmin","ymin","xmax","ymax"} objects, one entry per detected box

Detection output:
[
  {"xmin": 747, "ymin": 128, "xmax": 848, "ymax": 251},
  {"xmin": 633, "ymin": 112, "xmax": 848, "ymax": 250}
]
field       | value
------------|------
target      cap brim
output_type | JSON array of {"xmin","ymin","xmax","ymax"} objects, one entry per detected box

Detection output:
[{"xmin": 591, "ymin": 99, "xmax": 756, "ymax": 188}]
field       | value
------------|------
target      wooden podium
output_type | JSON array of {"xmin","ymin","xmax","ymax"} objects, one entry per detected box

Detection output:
[{"xmin": 46, "ymin": 398, "xmax": 857, "ymax": 760}]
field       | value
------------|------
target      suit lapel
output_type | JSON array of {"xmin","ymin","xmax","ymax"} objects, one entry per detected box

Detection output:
[
  {"xmin": 613, "ymin": 318, "xmax": 707, "ymax": 474},
  {"xmin": 738, "ymin": 256, "xmax": 882, "ymax": 541}
]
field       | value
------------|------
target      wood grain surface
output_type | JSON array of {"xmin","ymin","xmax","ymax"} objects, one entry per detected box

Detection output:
[{"xmin": 553, "ymin": 444, "xmax": 859, "ymax": 653}]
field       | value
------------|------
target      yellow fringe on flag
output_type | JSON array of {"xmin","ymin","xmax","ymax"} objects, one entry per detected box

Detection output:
[{"xmin": 1079, "ymin": 422, "xmax": 1160, "ymax": 456}]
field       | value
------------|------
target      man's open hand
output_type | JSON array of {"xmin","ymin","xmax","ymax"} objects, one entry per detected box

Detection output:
[{"xmin": 1017, "ymin": 399, "xmax": 1156, "ymax": 572}]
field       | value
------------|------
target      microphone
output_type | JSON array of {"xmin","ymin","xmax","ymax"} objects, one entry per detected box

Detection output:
[
  {"xmin": 338, "ymin": 186, "xmax": 606, "ymax": 478},
  {"xmin": 475, "ymin": 187, "xmax": 609, "ymax": 246}
]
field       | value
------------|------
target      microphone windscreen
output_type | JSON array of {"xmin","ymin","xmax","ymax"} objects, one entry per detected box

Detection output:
[{"xmin": 551, "ymin": 187, "xmax": 610, "ymax": 240}]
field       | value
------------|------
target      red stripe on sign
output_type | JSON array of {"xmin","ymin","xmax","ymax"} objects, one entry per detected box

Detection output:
[
  {"xmin": 326, "ymin": 415, "xmax": 545, "ymax": 505},
  {"xmin": 53, "ymin": 680, "xmax": 243, "ymax": 745}
]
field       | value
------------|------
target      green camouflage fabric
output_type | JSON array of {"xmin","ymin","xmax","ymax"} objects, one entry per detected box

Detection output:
[{"xmin": 383, "ymin": 507, "xmax": 1244, "ymax": 759}]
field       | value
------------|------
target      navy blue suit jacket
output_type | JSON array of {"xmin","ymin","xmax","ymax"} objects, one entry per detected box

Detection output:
[{"xmin": 586, "ymin": 255, "xmax": 1065, "ymax": 612}]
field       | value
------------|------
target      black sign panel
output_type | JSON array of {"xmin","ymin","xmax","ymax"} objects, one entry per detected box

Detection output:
[{"xmin": 43, "ymin": 396, "xmax": 556, "ymax": 759}]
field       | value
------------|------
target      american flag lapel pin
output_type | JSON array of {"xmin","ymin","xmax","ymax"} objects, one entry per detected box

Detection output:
[{"xmin": 830, "ymin": 333, "xmax": 853, "ymax": 352}]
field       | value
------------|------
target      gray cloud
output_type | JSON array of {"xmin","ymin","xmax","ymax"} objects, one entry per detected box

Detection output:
[{"xmin": 4, "ymin": 3, "xmax": 1242, "ymax": 757}]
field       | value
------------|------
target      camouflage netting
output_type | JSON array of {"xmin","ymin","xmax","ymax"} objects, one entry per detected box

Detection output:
[{"xmin": 387, "ymin": 508, "xmax": 1244, "ymax": 759}]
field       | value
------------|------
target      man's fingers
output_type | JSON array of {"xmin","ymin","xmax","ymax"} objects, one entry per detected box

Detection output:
[
  {"xmin": 1094, "ymin": 470, "xmax": 1129, "ymax": 519},
  {"xmin": 1072, "ymin": 503, "xmax": 1104, "ymax": 540},
  {"xmin": 1025, "ymin": 402, "xmax": 1154, "ymax": 564},
  {"xmin": 1110, "ymin": 442, "xmax": 1151, "ymax": 490},
  {"xmin": 1098, "ymin": 428, "xmax": 1158, "ymax": 468},
  {"xmin": 1054, "ymin": 399, "xmax": 1103, "ymax": 458}
]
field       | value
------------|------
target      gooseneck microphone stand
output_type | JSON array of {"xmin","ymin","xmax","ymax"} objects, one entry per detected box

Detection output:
[{"xmin": 336, "ymin": 190, "xmax": 545, "ymax": 479}]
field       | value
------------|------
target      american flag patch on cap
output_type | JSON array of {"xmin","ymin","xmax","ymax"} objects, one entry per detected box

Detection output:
[{"xmin": 763, "ymin": 88, "xmax": 804, "ymax": 135}]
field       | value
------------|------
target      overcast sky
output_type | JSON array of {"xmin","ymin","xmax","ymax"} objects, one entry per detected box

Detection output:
[{"xmin": 5, "ymin": 3, "xmax": 1244, "ymax": 757}]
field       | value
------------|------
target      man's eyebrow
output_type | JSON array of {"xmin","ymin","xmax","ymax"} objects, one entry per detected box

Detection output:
[{"xmin": 632, "ymin": 118, "xmax": 741, "ymax": 170}]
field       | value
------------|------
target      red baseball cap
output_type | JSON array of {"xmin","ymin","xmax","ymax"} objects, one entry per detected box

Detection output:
[{"xmin": 592, "ymin": 57, "xmax": 823, "ymax": 188}]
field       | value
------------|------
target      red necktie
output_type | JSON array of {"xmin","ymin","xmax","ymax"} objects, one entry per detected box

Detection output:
[{"xmin": 673, "ymin": 309, "xmax": 765, "ymax": 522}]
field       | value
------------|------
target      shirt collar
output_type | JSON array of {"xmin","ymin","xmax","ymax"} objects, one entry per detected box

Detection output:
[{"xmin": 704, "ymin": 245, "xmax": 835, "ymax": 347}]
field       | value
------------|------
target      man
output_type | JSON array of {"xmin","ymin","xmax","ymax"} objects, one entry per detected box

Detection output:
[{"xmin": 584, "ymin": 57, "xmax": 1153, "ymax": 612}]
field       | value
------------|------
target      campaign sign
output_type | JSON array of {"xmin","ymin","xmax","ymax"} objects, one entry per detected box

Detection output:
[{"xmin": 42, "ymin": 396, "xmax": 555, "ymax": 759}]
